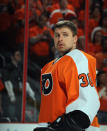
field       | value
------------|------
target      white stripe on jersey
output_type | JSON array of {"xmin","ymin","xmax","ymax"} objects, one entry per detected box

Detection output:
[{"xmin": 65, "ymin": 49, "xmax": 100, "ymax": 123}]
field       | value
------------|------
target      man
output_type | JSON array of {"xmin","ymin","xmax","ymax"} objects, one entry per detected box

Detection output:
[
  {"xmin": 2, "ymin": 48, "xmax": 36, "ymax": 122},
  {"xmin": 1, "ymin": 49, "xmax": 22, "ymax": 121},
  {"xmin": 34, "ymin": 20, "xmax": 100, "ymax": 131},
  {"xmin": 49, "ymin": 0, "xmax": 76, "ymax": 27},
  {"xmin": 29, "ymin": 13, "xmax": 54, "ymax": 68}
]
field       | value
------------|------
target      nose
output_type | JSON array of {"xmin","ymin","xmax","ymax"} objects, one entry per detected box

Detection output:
[{"xmin": 58, "ymin": 35, "xmax": 63, "ymax": 42}]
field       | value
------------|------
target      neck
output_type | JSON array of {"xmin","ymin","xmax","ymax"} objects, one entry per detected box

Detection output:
[{"xmin": 59, "ymin": 48, "xmax": 76, "ymax": 57}]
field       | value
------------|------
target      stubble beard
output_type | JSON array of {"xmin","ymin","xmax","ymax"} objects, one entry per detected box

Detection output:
[{"xmin": 58, "ymin": 47, "xmax": 74, "ymax": 57}]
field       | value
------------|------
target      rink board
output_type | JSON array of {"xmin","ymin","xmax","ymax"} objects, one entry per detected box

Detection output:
[{"xmin": 0, "ymin": 123, "xmax": 107, "ymax": 131}]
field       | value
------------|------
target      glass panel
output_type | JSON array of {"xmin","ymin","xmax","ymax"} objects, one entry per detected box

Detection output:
[
  {"xmin": 0, "ymin": 0, "xmax": 107, "ymax": 125},
  {"xmin": 27, "ymin": 0, "xmax": 86, "ymax": 123},
  {"xmin": 0, "ymin": 0, "xmax": 25, "ymax": 122},
  {"xmin": 88, "ymin": 0, "xmax": 107, "ymax": 125},
  {"xmin": 0, "ymin": 0, "xmax": 86, "ymax": 123}
]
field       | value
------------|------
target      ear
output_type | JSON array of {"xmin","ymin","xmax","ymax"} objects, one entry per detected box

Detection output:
[
  {"xmin": 74, "ymin": 35, "xmax": 78, "ymax": 43},
  {"xmin": 73, "ymin": 35, "xmax": 78, "ymax": 49}
]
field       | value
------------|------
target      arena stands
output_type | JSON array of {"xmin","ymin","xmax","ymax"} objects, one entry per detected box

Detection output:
[{"xmin": 0, "ymin": 0, "xmax": 107, "ymax": 126}]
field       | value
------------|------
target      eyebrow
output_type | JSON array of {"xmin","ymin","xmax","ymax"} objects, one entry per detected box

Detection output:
[{"xmin": 55, "ymin": 31, "xmax": 69, "ymax": 34}]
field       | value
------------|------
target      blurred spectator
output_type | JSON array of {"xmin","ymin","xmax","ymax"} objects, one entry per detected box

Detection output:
[
  {"xmin": 1, "ymin": 48, "xmax": 37, "ymax": 122},
  {"xmin": 0, "ymin": 0, "xmax": 15, "ymax": 54},
  {"xmin": 0, "ymin": 78, "xmax": 4, "ymax": 92},
  {"xmin": 76, "ymin": 35, "xmax": 85, "ymax": 51},
  {"xmin": 64, "ymin": 15, "xmax": 84, "ymax": 37},
  {"xmin": 89, "ymin": 4, "xmax": 102, "ymax": 39},
  {"xmin": 0, "ymin": 54, "xmax": 8, "ymax": 122},
  {"xmin": 89, "ymin": 27, "xmax": 103, "ymax": 55},
  {"xmin": 78, "ymin": 2, "xmax": 102, "ymax": 40},
  {"xmin": 97, "ymin": 70, "xmax": 107, "ymax": 124},
  {"xmin": 102, "ymin": 0, "xmax": 107, "ymax": 11},
  {"xmin": 39, "ymin": 0, "xmax": 53, "ymax": 16},
  {"xmin": 95, "ymin": 36, "xmax": 107, "ymax": 70},
  {"xmin": 68, "ymin": 0, "xmax": 85, "ymax": 13},
  {"xmin": 0, "ymin": 67, "xmax": 5, "ymax": 119},
  {"xmin": 49, "ymin": 0, "xmax": 76, "ymax": 27},
  {"xmin": 34, "ymin": 0, "xmax": 44, "ymax": 16},
  {"xmin": 1, "ymin": 48, "xmax": 23, "ymax": 122},
  {"xmin": 77, "ymin": 34, "xmax": 107, "ymax": 71},
  {"xmin": 15, "ymin": 0, "xmax": 39, "ymax": 46},
  {"xmin": 0, "ymin": 0, "xmax": 15, "ymax": 32},
  {"xmin": 99, "ymin": 11, "xmax": 107, "ymax": 36},
  {"xmin": 77, "ymin": 29, "xmax": 103, "ymax": 57},
  {"xmin": 29, "ymin": 13, "xmax": 54, "ymax": 68},
  {"xmin": 14, "ymin": 0, "xmax": 25, "ymax": 9}
]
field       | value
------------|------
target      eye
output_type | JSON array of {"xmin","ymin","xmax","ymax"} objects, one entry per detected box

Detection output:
[
  {"xmin": 63, "ymin": 33, "xmax": 68, "ymax": 37},
  {"xmin": 55, "ymin": 33, "xmax": 60, "ymax": 37}
]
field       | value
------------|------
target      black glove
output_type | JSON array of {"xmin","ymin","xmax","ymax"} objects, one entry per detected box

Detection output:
[
  {"xmin": 33, "ymin": 127, "xmax": 52, "ymax": 131},
  {"xmin": 33, "ymin": 110, "xmax": 90, "ymax": 131}
]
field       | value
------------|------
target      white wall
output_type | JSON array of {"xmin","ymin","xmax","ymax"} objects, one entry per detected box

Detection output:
[
  {"xmin": 0, "ymin": 123, "xmax": 107, "ymax": 131},
  {"xmin": 100, "ymin": 125, "xmax": 107, "ymax": 131}
]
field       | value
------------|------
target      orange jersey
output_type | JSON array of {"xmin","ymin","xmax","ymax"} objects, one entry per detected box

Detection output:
[{"xmin": 39, "ymin": 49, "xmax": 100, "ymax": 130}]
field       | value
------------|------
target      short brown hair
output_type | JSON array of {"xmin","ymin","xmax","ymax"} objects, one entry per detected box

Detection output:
[{"xmin": 53, "ymin": 20, "xmax": 77, "ymax": 36}]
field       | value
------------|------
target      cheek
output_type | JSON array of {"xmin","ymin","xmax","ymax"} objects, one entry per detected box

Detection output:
[
  {"xmin": 54, "ymin": 40, "xmax": 57, "ymax": 48},
  {"xmin": 54, "ymin": 37, "xmax": 57, "ymax": 42},
  {"xmin": 66, "ymin": 39, "xmax": 72, "ymax": 47},
  {"xmin": 68, "ymin": 38, "xmax": 73, "ymax": 44}
]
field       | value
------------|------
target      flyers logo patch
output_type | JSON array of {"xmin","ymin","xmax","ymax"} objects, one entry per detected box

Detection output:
[{"xmin": 42, "ymin": 73, "xmax": 53, "ymax": 95}]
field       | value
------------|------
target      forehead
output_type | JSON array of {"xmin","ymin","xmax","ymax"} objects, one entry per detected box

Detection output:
[
  {"xmin": 54, "ymin": 27, "xmax": 73, "ymax": 34},
  {"xmin": 15, "ymin": 51, "xmax": 21, "ymax": 56},
  {"xmin": 95, "ymin": 31, "xmax": 102, "ymax": 35}
]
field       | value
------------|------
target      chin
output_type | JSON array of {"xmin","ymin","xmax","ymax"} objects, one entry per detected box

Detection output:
[
  {"xmin": 58, "ymin": 50, "xmax": 65, "ymax": 53},
  {"xmin": 61, "ymin": 49, "xmax": 72, "ymax": 54}
]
